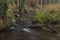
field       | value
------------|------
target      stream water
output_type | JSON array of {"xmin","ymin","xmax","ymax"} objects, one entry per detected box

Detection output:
[
  {"xmin": 0, "ymin": 12, "xmax": 60, "ymax": 40},
  {"xmin": 0, "ymin": 27, "xmax": 59, "ymax": 40}
]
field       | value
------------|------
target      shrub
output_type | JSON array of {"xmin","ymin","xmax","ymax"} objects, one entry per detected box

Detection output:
[
  {"xmin": 44, "ymin": 10, "xmax": 60, "ymax": 24},
  {"xmin": 6, "ymin": 4, "xmax": 14, "ymax": 27},
  {"xmin": 34, "ymin": 9, "xmax": 60, "ymax": 25},
  {"xmin": 34, "ymin": 9, "xmax": 46, "ymax": 23}
]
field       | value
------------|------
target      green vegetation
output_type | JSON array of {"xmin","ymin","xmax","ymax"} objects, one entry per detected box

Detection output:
[
  {"xmin": 0, "ymin": 0, "xmax": 60, "ymax": 32},
  {"xmin": 0, "ymin": 0, "xmax": 14, "ymax": 29},
  {"xmin": 34, "ymin": 9, "xmax": 60, "ymax": 25},
  {"xmin": 0, "ymin": 0, "xmax": 7, "ymax": 29},
  {"xmin": 6, "ymin": 8, "xmax": 14, "ymax": 27}
]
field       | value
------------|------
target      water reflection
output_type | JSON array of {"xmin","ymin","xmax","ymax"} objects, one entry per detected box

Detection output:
[{"xmin": 0, "ymin": 28, "xmax": 58, "ymax": 40}]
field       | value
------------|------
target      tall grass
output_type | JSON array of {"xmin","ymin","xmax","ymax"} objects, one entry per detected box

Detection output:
[
  {"xmin": 34, "ymin": 4, "xmax": 60, "ymax": 25},
  {"xmin": 43, "ymin": 4, "xmax": 60, "ymax": 12},
  {"xmin": 6, "ymin": 4, "xmax": 15, "ymax": 27}
]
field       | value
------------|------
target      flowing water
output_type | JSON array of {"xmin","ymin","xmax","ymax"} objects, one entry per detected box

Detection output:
[
  {"xmin": 0, "ymin": 27, "xmax": 59, "ymax": 40},
  {"xmin": 0, "ymin": 12, "xmax": 60, "ymax": 40}
]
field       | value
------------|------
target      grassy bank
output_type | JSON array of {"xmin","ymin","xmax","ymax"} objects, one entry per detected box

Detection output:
[{"xmin": 32, "ymin": 4, "xmax": 60, "ymax": 32}]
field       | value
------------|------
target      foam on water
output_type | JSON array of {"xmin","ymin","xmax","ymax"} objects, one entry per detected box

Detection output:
[{"xmin": 22, "ymin": 28, "xmax": 31, "ymax": 33}]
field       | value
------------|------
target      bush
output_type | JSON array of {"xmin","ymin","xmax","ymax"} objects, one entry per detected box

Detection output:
[
  {"xmin": 34, "ymin": 9, "xmax": 46, "ymax": 23},
  {"xmin": 34, "ymin": 9, "xmax": 60, "ymax": 25},
  {"xmin": 44, "ymin": 10, "xmax": 60, "ymax": 24},
  {"xmin": 6, "ymin": 4, "xmax": 14, "ymax": 27}
]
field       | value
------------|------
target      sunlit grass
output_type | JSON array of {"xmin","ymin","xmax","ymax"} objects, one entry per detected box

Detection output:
[
  {"xmin": 43, "ymin": 4, "xmax": 60, "ymax": 12},
  {"xmin": 0, "ymin": 19, "xmax": 5, "ymax": 29},
  {"xmin": 34, "ymin": 4, "xmax": 60, "ymax": 24}
]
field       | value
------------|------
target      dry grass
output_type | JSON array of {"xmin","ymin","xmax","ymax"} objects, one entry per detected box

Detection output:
[
  {"xmin": 43, "ymin": 4, "xmax": 60, "ymax": 12},
  {"xmin": 0, "ymin": 19, "xmax": 5, "ymax": 29}
]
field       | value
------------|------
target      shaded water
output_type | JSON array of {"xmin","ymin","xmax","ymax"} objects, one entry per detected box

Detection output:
[{"xmin": 0, "ymin": 27, "xmax": 59, "ymax": 40}]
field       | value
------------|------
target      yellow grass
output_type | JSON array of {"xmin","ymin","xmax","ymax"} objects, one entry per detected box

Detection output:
[
  {"xmin": 43, "ymin": 4, "xmax": 60, "ymax": 12},
  {"xmin": 0, "ymin": 19, "xmax": 5, "ymax": 29}
]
